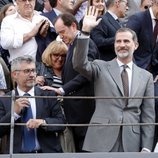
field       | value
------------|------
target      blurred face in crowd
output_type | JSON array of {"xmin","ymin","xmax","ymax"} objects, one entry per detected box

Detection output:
[
  {"xmin": 12, "ymin": 61, "xmax": 36, "ymax": 91},
  {"xmin": 141, "ymin": 0, "xmax": 153, "ymax": 9},
  {"xmin": 16, "ymin": 0, "xmax": 35, "ymax": 19},
  {"xmin": 54, "ymin": 18, "xmax": 77, "ymax": 45},
  {"xmin": 117, "ymin": 0, "xmax": 128, "ymax": 18},
  {"xmin": 115, "ymin": 31, "xmax": 138, "ymax": 62},
  {"xmin": 152, "ymin": 0, "xmax": 158, "ymax": 19},
  {"xmin": 91, "ymin": 0, "xmax": 106, "ymax": 15},
  {"xmin": 61, "ymin": 0, "xmax": 74, "ymax": 12},
  {"xmin": 5, "ymin": 5, "xmax": 16, "ymax": 16},
  {"xmin": 43, "ymin": 0, "xmax": 52, "ymax": 12}
]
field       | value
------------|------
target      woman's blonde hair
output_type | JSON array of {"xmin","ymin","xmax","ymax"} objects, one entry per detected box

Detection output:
[{"xmin": 42, "ymin": 40, "xmax": 68, "ymax": 67}]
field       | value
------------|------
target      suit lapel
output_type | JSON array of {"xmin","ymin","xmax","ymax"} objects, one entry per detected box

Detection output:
[
  {"xmin": 107, "ymin": 59, "xmax": 124, "ymax": 96},
  {"xmin": 34, "ymin": 87, "xmax": 43, "ymax": 119}
]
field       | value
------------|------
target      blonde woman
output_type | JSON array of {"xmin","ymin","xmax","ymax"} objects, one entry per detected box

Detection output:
[{"xmin": 36, "ymin": 40, "xmax": 68, "ymax": 91}]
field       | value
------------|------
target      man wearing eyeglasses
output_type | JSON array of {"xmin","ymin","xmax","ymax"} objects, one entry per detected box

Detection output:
[
  {"xmin": 0, "ymin": 55, "xmax": 65, "ymax": 153},
  {"xmin": 0, "ymin": 0, "xmax": 53, "ymax": 63}
]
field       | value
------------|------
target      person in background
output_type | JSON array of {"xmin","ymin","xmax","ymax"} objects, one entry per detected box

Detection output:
[
  {"xmin": 90, "ymin": 0, "xmax": 128, "ymax": 61},
  {"xmin": 140, "ymin": 0, "xmax": 153, "ymax": 11},
  {"xmin": 0, "ymin": 3, "xmax": 16, "ymax": 24},
  {"xmin": 36, "ymin": 39, "xmax": 68, "ymax": 90},
  {"xmin": 72, "ymin": 6, "xmax": 155, "ymax": 152},
  {"xmin": 54, "ymin": 13, "xmax": 99, "ymax": 152},
  {"xmin": 43, "ymin": 0, "xmax": 53, "ymax": 13},
  {"xmin": 0, "ymin": 62, "xmax": 7, "ymax": 95},
  {"xmin": 0, "ymin": 3, "xmax": 16, "ymax": 69},
  {"xmin": 89, "ymin": 0, "xmax": 106, "ymax": 16},
  {"xmin": 0, "ymin": 55, "xmax": 65, "ymax": 153},
  {"xmin": 0, "ymin": 0, "xmax": 51, "ymax": 63},
  {"xmin": 0, "ymin": 0, "xmax": 16, "ymax": 10}
]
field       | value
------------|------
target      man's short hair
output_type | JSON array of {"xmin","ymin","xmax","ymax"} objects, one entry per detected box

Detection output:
[
  {"xmin": 49, "ymin": 0, "xmax": 57, "ymax": 8},
  {"xmin": 115, "ymin": 27, "xmax": 138, "ymax": 43},
  {"xmin": 11, "ymin": 55, "xmax": 35, "ymax": 72},
  {"xmin": 54, "ymin": 13, "xmax": 79, "ymax": 30}
]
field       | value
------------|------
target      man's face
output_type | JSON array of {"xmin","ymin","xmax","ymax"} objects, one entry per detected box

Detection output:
[
  {"xmin": 54, "ymin": 18, "xmax": 77, "ymax": 45},
  {"xmin": 12, "ymin": 62, "xmax": 36, "ymax": 91},
  {"xmin": 16, "ymin": 0, "xmax": 35, "ymax": 18},
  {"xmin": 114, "ymin": 31, "xmax": 138, "ymax": 60},
  {"xmin": 117, "ymin": 0, "xmax": 128, "ymax": 18},
  {"xmin": 61, "ymin": 0, "xmax": 74, "ymax": 12}
]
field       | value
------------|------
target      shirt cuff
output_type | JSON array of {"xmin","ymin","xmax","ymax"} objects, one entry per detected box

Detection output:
[
  {"xmin": 14, "ymin": 112, "xmax": 21, "ymax": 121},
  {"xmin": 141, "ymin": 148, "xmax": 151, "ymax": 152},
  {"xmin": 59, "ymin": 87, "xmax": 65, "ymax": 95}
]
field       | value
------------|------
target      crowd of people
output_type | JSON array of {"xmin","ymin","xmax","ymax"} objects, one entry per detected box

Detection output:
[{"xmin": 0, "ymin": 0, "xmax": 158, "ymax": 154}]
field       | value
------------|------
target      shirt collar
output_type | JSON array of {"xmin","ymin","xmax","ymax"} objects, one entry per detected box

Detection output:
[
  {"xmin": 53, "ymin": 8, "xmax": 62, "ymax": 16},
  {"xmin": 116, "ymin": 58, "xmax": 133, "ymax": 70},
  {"xmin": 17, "ymin": 87, "xmax": 35, "ymax": 96},
  {"xmin": 149, "ymin": 7, "xmax": 156, "ymax": 20},
  {"xmin": 108, "ymin": 10, "xmax": 118, "ymax": 21}
]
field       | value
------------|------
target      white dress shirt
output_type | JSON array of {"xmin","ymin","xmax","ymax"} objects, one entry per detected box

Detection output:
[
  {"xmin": 14, "ymin": 87, "xmax": 40, "ymax": 150},
  {"xmin": 117, "ymin": 59, "xmax": 133, "ymax": 96},
  {"xmin": 0, "ymin": 11, "xmax": 49, "ymax": 62}
]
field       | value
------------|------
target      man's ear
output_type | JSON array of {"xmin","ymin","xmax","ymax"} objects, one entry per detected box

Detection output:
[
  {"xmin": 11, "ymin": 71, "xmax": 17, "ymax": 81},
  {"xmin": 134, "ymin": 42, "xmax": 139, "ymax": 50}
]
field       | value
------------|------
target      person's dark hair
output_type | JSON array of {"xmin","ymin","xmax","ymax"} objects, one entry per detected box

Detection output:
[
  {"xmin": 106, "ymin": 0, "xmax": 115, "ymax": 8},
  {"xmin": 49, "ymin": 0, "xmax": 57, "ymax": 8},
  {"xmin": 115, "ymin": 27, "xmax": 138, "ymax": 43},
  {"xmin": 54, "ymin": 13, "xmax": 79, "ymax": 30}
]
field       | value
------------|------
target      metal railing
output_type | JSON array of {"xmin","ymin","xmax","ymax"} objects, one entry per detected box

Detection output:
[{"xmin": 0, "ymin": 93, "xmax": 158, "ymax": 158}]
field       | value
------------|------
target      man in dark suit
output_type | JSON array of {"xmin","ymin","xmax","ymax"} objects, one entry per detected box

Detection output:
[
  {"xmin": 0, "ymin": 55, "xmax": 65, "ymax": 153},
  {"xmin": 90, "ymin": 0, "xmax": 128, "ymax": 61},
  {"xmin": 72, "ymin": 7, "xmax": 155, "ymax": 152},
  {"xmin": 42, "ymin": 0, "xmax": 74, "ymax": 23},
  {"xmin": 54, "ymin": 13, "xmax": 99, "ymax": 152},
  {"xmin": 126, "ymin": 0, "xmax": 158, "ymax": 72}
]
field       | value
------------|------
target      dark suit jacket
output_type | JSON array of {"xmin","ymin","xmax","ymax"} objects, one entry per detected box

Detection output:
[
  {"xmin": 0, "ymin": 86, "xmax": 65, "ymax": 153},
  {"xmin": 42, "ymin": 9, "xmax": 57, "ymax": 24},
  {"xmin": 62, "ymin": 36, "xmax": 99, "ymax": 124},
  {"xmin": 90, "ymin": 12, "xmax": 121, "ymax": 61},
  {"xmin": 127, "ymin": 9, "xmax": 155, "ymax": 70}
]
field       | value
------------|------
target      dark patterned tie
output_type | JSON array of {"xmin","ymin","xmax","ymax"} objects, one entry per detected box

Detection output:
[
  {"xmin": 153, "ymin": 19, "xmax": 158, "ymax": 45},
  {"xmin": 121, "ymin": 65, "xmax": 129, "ymax": 106},
  {"xmin": 22, "ymin": 93, "xmax": 35, "ymax": 152}
]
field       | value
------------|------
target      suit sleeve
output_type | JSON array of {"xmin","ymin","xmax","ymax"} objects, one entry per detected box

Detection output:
[
  {"xmin": 41, "ymin": 91, "xmax": 66, "ymax": 132},
  {"xmin": 72, "ymin": 35, "xmax": 100, "ymax": 81},
  {"xmin": 140, "ymin": 73, "xmax": 155, "ymax": 150}
]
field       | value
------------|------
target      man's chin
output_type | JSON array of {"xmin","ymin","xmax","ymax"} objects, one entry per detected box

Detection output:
[
  {"xmin": 26, "ymin": 82, "xmax": 35, "ymax": 87},
  {"xmin": 117, "ymin": 53, "xmax": 129, "ymax": 58}
]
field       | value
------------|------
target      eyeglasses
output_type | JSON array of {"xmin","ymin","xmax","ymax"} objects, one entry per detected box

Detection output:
[
  {"xmin": 16, "ymin": 68, "xmax": 36, "ymax": 74},
  {"xmin": 52, "ymin": 54, "xmax": 66, "ymax": 59},
  {"xmin": 18, "ymin": 0, "xmax": 35, "ymax": 3}
]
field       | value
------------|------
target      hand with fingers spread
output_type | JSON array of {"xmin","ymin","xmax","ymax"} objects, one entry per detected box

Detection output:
[
  {"xmin": 14, "ymin": 97, "xmax": 30, "ymax": 114},
  {"xmin": 82, "ymin": 6, "xmax": 102, "ymax": 33}
]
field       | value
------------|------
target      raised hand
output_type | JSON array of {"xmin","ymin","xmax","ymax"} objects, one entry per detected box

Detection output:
[{"xmin": 82, "ymin": 6, "xmax": 102, "ymax": 33}]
